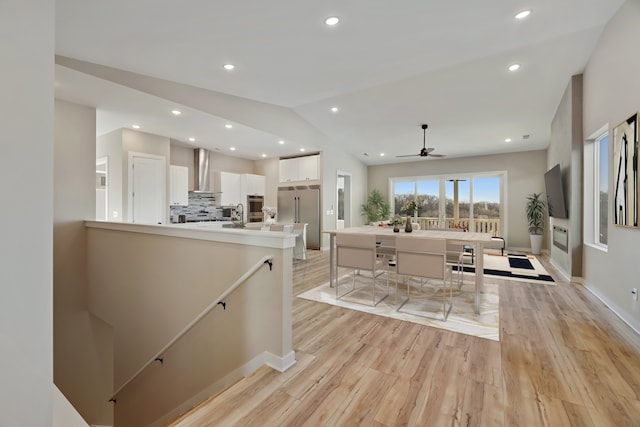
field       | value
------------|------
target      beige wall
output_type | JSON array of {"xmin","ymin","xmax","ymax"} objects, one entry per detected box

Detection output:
[
  {"xmin": 255, "ymin": 157, "xmax": 280, "ymax": 210},
  {"xmin": 54, "ymin": 100, "xmax": 114, "ymax": 425},
  {"xmin": 367, "ymin": 150, "xmax": 547, "ymax": 249},
  {"xmin": 582, "ymin": 0, "xmax": 640, "ymax": 332},
  {"xmin": 86, "ymin": 226, "xmax": 292, "ymax": 426},
  {"xmin": 0, "ymin": 1, "xmax": 54, "ymax": 424},
  {"xmin": 548, "ymin": 75, "xmax": 584, "ymax": 278}
]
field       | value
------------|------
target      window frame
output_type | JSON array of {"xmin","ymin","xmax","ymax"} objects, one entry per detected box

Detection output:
[
  {"xmin": 584, "ymin": 124, "xmax": 609, "ymax": 251},
  {"xmin": 388, "ymin": 171, "xmax": 505, "ymax": 236}
]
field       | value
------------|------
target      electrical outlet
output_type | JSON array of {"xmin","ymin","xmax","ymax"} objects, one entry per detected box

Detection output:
[{"xmin": 632, "ymin": 288, "xmax": 638, "ymax": 301}]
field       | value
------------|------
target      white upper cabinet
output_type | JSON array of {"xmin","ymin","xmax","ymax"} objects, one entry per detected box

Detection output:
[
  {"xmin": 220, "ymin": 172, "xmax": 242, "ymax": 205},
  {"xmin": 169, "ymin": 165, "xmax": 189, "ymax": 206},
  {"xmin": 241, "ymin": 174, "xmax": 265, "ymax": 196},
  {"xmin": 297, "ymin": 155, "xmax": 319, "ymax": 181},
  {"xmin": 279, "ymin": 154, "xmax": 320, "ymax": 183}
]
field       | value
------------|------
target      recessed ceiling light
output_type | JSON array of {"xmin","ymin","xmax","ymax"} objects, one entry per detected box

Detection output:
[
  {"xmin": 325, "ymin": 16, "xmax": 340, "ymax": 26},
  {"xmin": 278, "ymin": 140, "xmax": 285, "ymax": 145},
  {"xmin": 505, "ymin": 138, "xmax": 512, "ymax": 143},
  {"xmin": 223, "ymin": 64, "xmax": 235, "ymax": 71},
  {"xmin": 131, "ymin": 124, "xmax": 141, "ymax": 129},
  {"xmin": 188, "ymin": 137, "xmax": 196, "ymax": 142},
  {"xmin": 261, "ymin": 154, "xmax": 267, "ymax": 158},
  {"xmin": 229, "ymin": 147, "xmax": 236, "ymax": 151},
  {"xmin": 330, "ymin": 106, "xmax": 339, "ymax": 113},
  {"xmin": 515, "ymin": 10, "xmax": 531, "ymax": 19},
  {"xmin": 299, "ymin": 148, "xmax": 306, "ymax": 152},
  {"xmin": 508, "ymin": 64, "xmax": 520, "ymax": 72},
  {"xmin": 225, "ymin": 124, "xmax": 233, "ymax": 129},
  {"xmin": 171, "ymin": 109, "xmax": 182, "ymax": 116},
  {"xmin": 380, "ymin": 153, "xmax": 385, "ymax": 157}
]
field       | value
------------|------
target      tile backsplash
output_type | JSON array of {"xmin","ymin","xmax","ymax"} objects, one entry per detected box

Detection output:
[{"xmin": 170, "ymin": 192, "xmax": 220, "ymax": 222}]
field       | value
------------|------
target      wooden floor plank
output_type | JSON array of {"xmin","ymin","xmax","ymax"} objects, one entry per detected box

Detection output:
[{"xmin": 168, "ymin": 250, "xmax": 640, "ymax": 427}]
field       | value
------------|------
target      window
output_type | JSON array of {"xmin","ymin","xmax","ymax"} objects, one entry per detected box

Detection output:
[
  {"xmin": 390, "ymin": 172, "xmax": 504, "ymax": 235},
  {"xmin": 585, "ymin": 126, "xmax": 609, "ymax": 249},
  {"xmin": 596, "ymin": 132, "xmax": 609, "ymax": 246}
]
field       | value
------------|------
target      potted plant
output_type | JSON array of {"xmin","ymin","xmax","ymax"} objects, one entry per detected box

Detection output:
[
  {"xmin": 526, "ymin": 192, "xmax": 546, "ymax": 255},
  {"xmin": 361, "ymin": 189, "xmax": 391, "ymax": 224}
]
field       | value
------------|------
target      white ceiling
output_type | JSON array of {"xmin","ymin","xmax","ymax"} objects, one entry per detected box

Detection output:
[{"xmin": 54, "ymin": 0, "xmax": 624, "ymax": 164}]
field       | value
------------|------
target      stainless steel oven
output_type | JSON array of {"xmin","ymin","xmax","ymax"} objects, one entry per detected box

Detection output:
[{"xmin": 247, "ymin": 195, "xmax": 264, "ymax": 222}]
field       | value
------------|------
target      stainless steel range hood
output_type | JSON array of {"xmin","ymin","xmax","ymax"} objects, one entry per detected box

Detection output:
[{"xmin": 194, "ymin": 148, "xmax": 211, "ymax": 192}]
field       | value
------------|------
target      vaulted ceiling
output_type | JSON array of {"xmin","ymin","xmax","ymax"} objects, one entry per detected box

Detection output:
[{"xmin": 54, "ymin": 0, "xmax": 624, "ymax": 164}]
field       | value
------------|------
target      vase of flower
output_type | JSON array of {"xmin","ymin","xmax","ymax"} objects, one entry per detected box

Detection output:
[
  {"xmin": 404, "ymin": 217, "xmax": 412, "ymax": 233},
  {"xmin": 262, "ymin": 206, "xmax": 277, "ymax": 225},
  {"xmin": 390, "ymin": 215, "xmax": 402, "ymax": 232}
]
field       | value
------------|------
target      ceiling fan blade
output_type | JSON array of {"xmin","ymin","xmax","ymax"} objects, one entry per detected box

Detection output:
[
  {"xmin": 395, "ymin": 154, "xmax": 420, "ymax": 157},
  {"xmin": 424, "ymin": 147, "xmax": 435, "ymax": 154},
  {"xmin": 428, "ymin": 153, "xmax": 446, "ymax": 158}
]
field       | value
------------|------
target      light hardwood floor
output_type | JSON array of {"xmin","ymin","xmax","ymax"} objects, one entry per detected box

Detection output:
[{"xmin": 169, "ymin": 250, "xmax": 640, "ymax": 427}]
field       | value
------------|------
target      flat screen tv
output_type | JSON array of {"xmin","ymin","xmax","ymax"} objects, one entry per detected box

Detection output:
[{"xmin": 544, "ymin": 164, "xmax": 568, "ymax": 218}]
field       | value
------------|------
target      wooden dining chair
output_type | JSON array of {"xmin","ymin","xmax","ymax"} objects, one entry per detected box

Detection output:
[
  {"xmin": 395, "ymin": 235, "xmax": 453, "ymax": 321},
  {"xmin": 336, "ymin": 232, "xmax": 389, "ymax": 306}
]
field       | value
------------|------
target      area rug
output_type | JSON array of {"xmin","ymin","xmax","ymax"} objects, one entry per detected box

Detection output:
[
  {"xmin": 455, "ymin": 253, "xmax": 556, "ymax": 285},
  {"xmin": 297, "ymin": 275, "xmax": 500, "ymax": 341}
]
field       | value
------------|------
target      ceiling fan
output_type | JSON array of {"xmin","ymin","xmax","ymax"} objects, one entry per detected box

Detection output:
[{"xmin": 396, "ymin": 124, "xmax": 445, "ymax": 158}]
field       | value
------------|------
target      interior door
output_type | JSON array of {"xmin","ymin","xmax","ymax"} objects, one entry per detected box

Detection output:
[{"xmin": 131, "ymin": 155, "xmax": 165, "ymax": 224}]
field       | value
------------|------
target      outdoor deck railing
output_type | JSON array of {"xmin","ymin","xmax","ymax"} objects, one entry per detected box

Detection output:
[{"xmin": 408, "ymin": 217, "xmax": 501, "ymax": 236}]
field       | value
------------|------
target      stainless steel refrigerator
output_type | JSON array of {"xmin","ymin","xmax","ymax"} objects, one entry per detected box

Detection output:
[{"xmin": 278, "ymin": 185, "xmax": 321, "ymax": 249}]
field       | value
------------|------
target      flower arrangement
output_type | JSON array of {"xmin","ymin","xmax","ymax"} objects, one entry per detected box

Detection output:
[
  {"xmin": 401, "ymin": 199, "xmax": 418, "ymax": 215},
  {"xmin": 262, "ymin": 206, "xmax": 277, "ymax": 218},
  {"xmin": 389, "ymin": 215, "xmax": 403, "ymax": 226}
]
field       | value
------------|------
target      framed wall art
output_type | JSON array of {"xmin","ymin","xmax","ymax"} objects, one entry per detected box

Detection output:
[{"xmin": 613, "ymin": 113, "xmax": 638, "ymax": 227}]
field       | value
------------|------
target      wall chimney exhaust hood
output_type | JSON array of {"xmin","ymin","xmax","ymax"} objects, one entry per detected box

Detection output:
[{"xmin": 194, "ymin": 148, "xmax": 211, "ymax": 192}]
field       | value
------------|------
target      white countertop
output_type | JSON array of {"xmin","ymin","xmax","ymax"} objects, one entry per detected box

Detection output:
[{"xmin": 85, "ymin": 220, "xmax": 296, "ymax": 249}]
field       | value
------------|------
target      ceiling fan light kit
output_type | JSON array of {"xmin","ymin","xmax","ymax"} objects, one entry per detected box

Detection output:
[{"xmin": 396, "ymin": 124, "xmax": 445, "ymax": 159}]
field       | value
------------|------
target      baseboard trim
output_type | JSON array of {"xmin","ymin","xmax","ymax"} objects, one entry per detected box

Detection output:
[
  {"xmin": 148, "ymin": 350, "xmax": 296, "ymax": 427},
  {"xmin": 583, "ymin": 281, "xmax": 640, "ymax": 336},
  {"xmin": 548, "ymin": 258, "xmax": 571, "ymax": 282},
  {"xmin": 265, "ymin": 350, "xmax": 297, "ymax": 372}
]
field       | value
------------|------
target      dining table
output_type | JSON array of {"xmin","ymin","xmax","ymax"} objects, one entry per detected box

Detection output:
[{"xmin": 325, "ymin": 226, "xmax": 493, "ymax": 314}]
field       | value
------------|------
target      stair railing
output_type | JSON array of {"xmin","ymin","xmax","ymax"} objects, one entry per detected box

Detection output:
[{"xmin": 109, "ymin": 255, "xmax": 274, "ymax": 401}]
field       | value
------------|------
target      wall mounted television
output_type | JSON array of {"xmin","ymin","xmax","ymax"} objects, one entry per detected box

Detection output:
[{"xmin": 544, "ymin": 164, "xmax": 568, "ymax": 218}]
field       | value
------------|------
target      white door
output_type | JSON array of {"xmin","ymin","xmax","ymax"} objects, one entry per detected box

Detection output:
[{"xmin": 130, "ymin": 155, "xmax": 165, "ymax": 224}]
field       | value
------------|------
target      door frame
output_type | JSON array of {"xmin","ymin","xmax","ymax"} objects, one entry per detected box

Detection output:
[
  {"xmin": 336, "ymin": 170, "xmax": 352, "ymax": 229},
  {"xmin": 96, "ymin": 156, "xmax": 108, "ymax": 221},
  {"xmin": 127, "ymin": 152, "xmax": 167, "ymax": 224}
]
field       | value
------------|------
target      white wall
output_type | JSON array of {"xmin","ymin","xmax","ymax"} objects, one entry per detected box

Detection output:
[
  {"xmin": 122, "ymin": 129, "xmax": 171, "ymax": 222},
  {"xmin": 582, "ymin": 0, "xmax": 640, "ymax": 332},
  {"xmin": 54, "ymin": 100, "xmax": 114, "ymax": 426},
  {"xmin": 321, "ymin": 146, "xmax": 369, "ymax": 247},
  {"xmin": 97, "ymin": 129, "xmax": 124, "ymax": 221},
  {"xmin": 368, "ymin": 150, "xmax": 547, "ymax": 249},
  {"xmin": 0, "ymin": 0, "xmax": 54, "ymax": 425}
]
